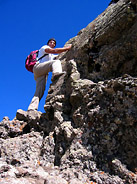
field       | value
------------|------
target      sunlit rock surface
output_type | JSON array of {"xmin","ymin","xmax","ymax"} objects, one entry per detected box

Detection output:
[{"xmin": 1, "ymin": 0, "xmax": 137, "ymax": 183}]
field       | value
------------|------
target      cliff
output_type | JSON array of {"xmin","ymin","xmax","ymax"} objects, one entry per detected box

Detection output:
[{"xmin": 0, "ymin": 0, "xmax": 137, "ymax": 183}]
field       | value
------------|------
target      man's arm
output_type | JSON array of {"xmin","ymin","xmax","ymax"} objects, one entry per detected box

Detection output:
[{"xmin": 45, "ymin": 44, "xmax": 72, "ymax": 54}]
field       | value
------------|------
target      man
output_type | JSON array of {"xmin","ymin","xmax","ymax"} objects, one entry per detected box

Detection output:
[{"xmin": 28, "ymin": 38, "xmax": 72, "ymax": 111}]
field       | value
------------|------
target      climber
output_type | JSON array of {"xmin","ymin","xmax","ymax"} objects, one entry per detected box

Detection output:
[{"xmin": 27, "ymin": 38, "xmax": 72, "ymax": 111}]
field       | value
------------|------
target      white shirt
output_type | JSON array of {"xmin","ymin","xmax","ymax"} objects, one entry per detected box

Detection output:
[{"xmin": 37, "ymin": 45, "xmax": 57, "ymax": 63}]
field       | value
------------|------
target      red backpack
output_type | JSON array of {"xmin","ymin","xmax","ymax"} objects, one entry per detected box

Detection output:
[{"xmin": 25, "ymin": 50, "xmax": 48, "ymax": 73}]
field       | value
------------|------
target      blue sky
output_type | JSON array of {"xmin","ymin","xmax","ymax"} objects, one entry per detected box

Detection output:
[{"xmin": 0, "ymin": 0, "xmax": 110, "ymax": 121}]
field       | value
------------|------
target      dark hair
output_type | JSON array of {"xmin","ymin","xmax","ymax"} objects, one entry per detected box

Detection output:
[{"xmin": 47, "ymin": 38, "xmax": 56, "ymax": 46}]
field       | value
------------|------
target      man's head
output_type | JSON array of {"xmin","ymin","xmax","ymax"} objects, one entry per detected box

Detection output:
[{"xmin": 47, "ymin": 38, "xmax": 56, "ymax": 48}]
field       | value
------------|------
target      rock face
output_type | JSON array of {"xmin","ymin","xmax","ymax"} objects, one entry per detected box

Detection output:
[{"xmin": 0, "ymin": 0, "xmax": 137, "ymax": 183}]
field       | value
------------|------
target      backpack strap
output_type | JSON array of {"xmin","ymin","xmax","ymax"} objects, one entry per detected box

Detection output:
[{"xmin": 37, "ymin": 52, "xmax": 48, "ymax": 61}]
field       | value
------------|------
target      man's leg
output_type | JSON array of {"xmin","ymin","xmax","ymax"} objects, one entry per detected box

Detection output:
[
  {"xmin": 51, "ymin": 59, "xmax": 66, "ymax": 81},
  {"xmin": 52, "ymin": 60, "xmax": 62, "ymax": 74},
  {"xmin": 33, "ymin": 60, "xmax": 62, "ymax": 78},
  {"xmin": 28, "ymin": 75, "xmax": 47, "ymax": 111}
]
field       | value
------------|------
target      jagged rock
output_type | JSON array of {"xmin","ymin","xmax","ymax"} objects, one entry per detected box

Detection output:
[
  {"xmin": 44, "ymin": 175, "xmax": 68, "ymax": 184},
  {"xmin": 16, "ymin": 109, "xmax": 28, "ymax": 121},
  {"xmin": 27, "ymin": 110, "xmax": 42, "ymax": 121},
  {"xmin": 16, "ymin": 109, "xmax": 43, "ymax": 131},
  {"xmin": 69, "ymin": 179, "xmax": 83, "ymax": 184},
  {"xmin": 60, "ymin": 121, "xmax": 77, "ymax": 141},
  {"xmin": 90, "ymin": 171, "xmax": 125, "ymax": 184},
  {"xmin": 16, "ymin": 109, "xmax": 42, "ymax": 122},
  {"xmin": 1, "ymin": 0, "xmax": 137, "ymax": 183},
  {"xmin": 39, "ymin": 133, "xmax": 55, "ymax": 165},
  {"xmin": 3, "ymin": 116, "xmax": 9, "ymax": 121},
  {"xmin": 0, "ymin": 131, "xmax": 43, "ymax": 166},
  {"xmin": 54, "ymin": 111, "xmax": 63, "ymax": 123},
  {"xmin": 0, "ymin": 117, "xmax": 27, "ymax": 138},
  {"xmin": 111, "ymin": 159, "xmax": 137, "ymax": 183}
]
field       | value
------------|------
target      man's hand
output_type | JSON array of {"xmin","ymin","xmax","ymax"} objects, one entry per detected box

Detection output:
[
  {"xmin": 64, "ymin": 44, "xmax": 72, "ymax": 50},
  {"xmin": 45, "ymin": 44, "xmax": 72, "ymax": 54}
]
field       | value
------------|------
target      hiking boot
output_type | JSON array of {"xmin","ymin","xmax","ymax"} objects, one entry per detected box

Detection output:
[{"xmin": 51, "ymin": 72, "xmax": 66, "ymax": 82}]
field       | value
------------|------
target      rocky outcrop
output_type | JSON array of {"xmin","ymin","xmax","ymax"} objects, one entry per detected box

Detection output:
[{"xmin": 0, "ymin": 0, "xmax": 137, "ymax": 183}]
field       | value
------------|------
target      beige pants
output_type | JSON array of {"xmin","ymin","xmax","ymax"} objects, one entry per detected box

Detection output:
[{"xmin": 28, "ymin": 59, "xmax": 62, "ymax": 110}]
